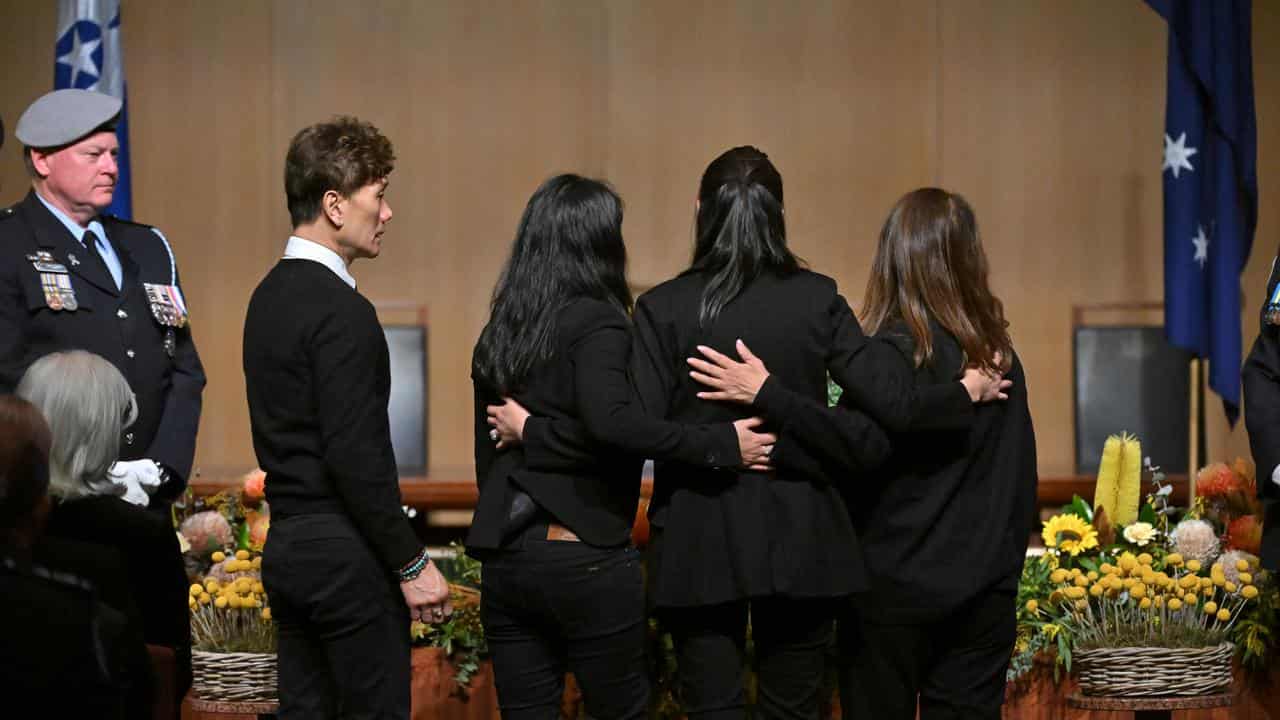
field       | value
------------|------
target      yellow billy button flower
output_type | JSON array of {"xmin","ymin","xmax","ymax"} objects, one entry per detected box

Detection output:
[
  {"xmin": 211, "ymin": 551, "xmax": 226, "ymax": 563},
  {"xmin": 1087, "ymin": 570, "xmax": 1099, "ymax": 581},
  {"xmin": 261, "ymin": 607, "xmax": 272, "ymax": 621},
  {"xmin": 235, "ymin": 550, "xmax": 250, "ymax": 561},
  {"xmin": 1168, "ymin": 598, "xmax": 1184, "ymax": 611},
  {"xmin": 1090, "ymin": 584, "xmax": 1104, "ymax": 597},
  {"xmin": 199, "ymin": 592, "xmax": 211, "ymax": 605},
  {"xmin": 214, "ymin": 596, "xmax": 228, "ymax": 609},
  {"xmin": 1217, "ymin": 608, "xmax": 1231, "ymax": 622},
  {"xmin": 1236, "ymin": 559, "xmax": 1250, "ymax": 572},
  {"xmin": 188, "ymin": 596, "xmax": 196, "ymax": 609},
  {"xmin": 252, "ymin": 557, "xmax": 263, "ymax": 569},
  {"xmin": 1075, "ymin": 599, "xmax": 1088, "ymax": 610},
  {"xmin": 1186, "ymin": 593, "xmax": 1200, "ymax": 606},
  {"xmin": 1025, "ymin": 600, "xmax": 1039, "ymax": 613},
  {"xmin": 1166, "ymin": 553, "xmax": 1184, "ymax": 567},
  {"xmin": 1100, "ymin": 563, "xmax": 1115, "ymax": 575},
  {"xmin": 1203, "ymin": 601, "xmax": 1218, "ymax": 614},
  {"xmin": 204, "ymin": 579, "xmax": 220, "ymax": 592},
  {"xmin": 1139, "ymin": 597, "xmax": 1153, "ymax": 609},
  {"xmin": 1065, "ymin": 586, "xmax": 1087, "ymax": 600},
  {"xmin": 1131, "ymin": 583, "xmax": 1148, "ymax": 599},
  {"xmin": 1186, "ymin": 559, "xmax": 1202, "ymax": 572},
  {"xmin": 253, "ymin": 582, "xmax": 265, "ymax": 595},
  {"xmin": 189, "ymin": 583, "xmax": 203, "ymax": 596},
  {"xmin": 1242, "ymin": 585, "xmax": 1259, "ymax": 599},
  {"xmin": 1074, "ymin": 575, "xmax": 1090, "ymax": 588},
  {"xmin": 1050, "ymin": 569, "xmax": 1069, "ymax": 584},
  {"xmin": 1239, "ymin": 572, "xmax": 1253, "ymax": 585},
  {"xmin": 1137, "ymin": 553, "xmax": 1154, "ymax": 566},
  {"xmin": 1225, "ymin": 582, "xmax": 1237, "ymax": 593},
  {"xmin": 1180, "ymin": 575, "xmax": 1200, "ymax": 590}
]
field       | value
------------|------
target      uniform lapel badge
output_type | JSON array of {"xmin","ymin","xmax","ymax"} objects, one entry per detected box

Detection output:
[
  {"xmin": 143, "ymin": 283, "xmax": 190, "ymax": 328},
  {"xmin": 67, "ymin": 252, "xmax": 81, "ymax": 267},
  {"xmin": 27, "ymin": 250, "xmax": 69, "ymax": 274}
]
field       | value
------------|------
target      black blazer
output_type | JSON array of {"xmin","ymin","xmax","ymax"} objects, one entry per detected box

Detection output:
[
  {"xmin": 42, "ymin": 495, "xmax": 193, "ymax": 700},
  {"xmin": 787, "ymin": 322, "xmax": 1037, "ymax": 622},
  {"xmin": 519, "ymin": 270, "xmax": 973, "ymax": 607},
  {"xmin": 0, "ymin": 191, "xmax": 206, "ymax": 486},
  {"xmin": 468, "ymin": 296, "xmax": 739, "ymax": 553},
  {"xmin": 1241, "ymin": 260, "xmax": 1280, "ymax": 571}
]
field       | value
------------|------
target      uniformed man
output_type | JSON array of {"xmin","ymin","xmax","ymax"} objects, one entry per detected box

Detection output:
[
  {"xmin": 0, "ymin": 89, "xmax": 205, "ymax": 508},
  {"xmin": 1242, "ymin": 255, "xmax": 1280, "ymax": 572}
]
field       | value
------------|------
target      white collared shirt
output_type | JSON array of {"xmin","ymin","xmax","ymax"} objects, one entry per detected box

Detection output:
[
  {"xmin": 35, "ymin": 190, "xmax": 123, "ymax": 289},
  {"xmin": 282, "ymin": 235, "xmax": 356, "ymax": 289}
]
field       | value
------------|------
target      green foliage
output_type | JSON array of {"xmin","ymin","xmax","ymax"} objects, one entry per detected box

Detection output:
[
  {"xmin": 409, "ymin": 544, "xmax": 487, "ymax": 693},
  {"xmin": 1063, "ymin": 495, "xmax": 1093, "ymax": 522},
  {"xmin": 826, "ymin": 374, "xmax": 843, "ymax": 408}
]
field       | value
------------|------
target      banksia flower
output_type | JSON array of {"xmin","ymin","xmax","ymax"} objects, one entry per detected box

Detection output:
[
  {"xmin": 1094, "ymin": 433, "xmax": 1142, "ymax": 526},
  {"xmin": 1171, "ymin": 519, "xmax": 1220, "ymax": 566}
]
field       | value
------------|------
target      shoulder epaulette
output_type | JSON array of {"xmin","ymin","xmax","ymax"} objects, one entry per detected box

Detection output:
[{"xmin": 101, "ymin": 213, "xmax": 155, "ymax": 230}]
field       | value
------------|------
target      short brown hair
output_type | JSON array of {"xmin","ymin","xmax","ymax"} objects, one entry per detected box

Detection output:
[
  {"xmin": 284, "ymin": 116, "xmax": 395, "ymax": 228},
  {"xmin": 0, "ymin": 395, "xmax": 52, "ymax": 533}
]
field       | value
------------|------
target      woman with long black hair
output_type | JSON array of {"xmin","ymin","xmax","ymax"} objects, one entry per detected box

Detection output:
[
  {"xmin": 489, "ymin": 149, "xmax": 1006, "ymax": 718},
  {"xmin": 468, "ymin": 173, "xmax": 775, "ymax": 720},
  {"xmin": 693, "ymin": 188, "xmax": 1036, "ymax": 719}
]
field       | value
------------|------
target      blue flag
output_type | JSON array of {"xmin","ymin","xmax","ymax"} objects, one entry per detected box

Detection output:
[
  {"xmin": 1147, "ymin": 0, "xmax": 1258, "ymax": 424},
  {"xmin": 54, "ymin": 0, "xmax": 132, "ymax": 220}
]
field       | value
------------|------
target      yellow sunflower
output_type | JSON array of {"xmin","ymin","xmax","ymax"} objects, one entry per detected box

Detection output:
[{"xmin": 1042, "ymin": 514, "xmax": 1099, "ymax": 556}]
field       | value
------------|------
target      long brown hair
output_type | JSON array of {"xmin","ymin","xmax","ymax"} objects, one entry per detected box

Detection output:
[{"xmin": 860, "ymin": 188, "xmax": 1012, "ymax": 373}]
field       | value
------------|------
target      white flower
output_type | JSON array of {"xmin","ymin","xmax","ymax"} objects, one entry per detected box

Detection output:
[
  {"xmin": 176, "ymin": 530, "xmax": 192, "ymax": 554},
  {"xmin": 1123, "ymin": 522, "xmax": 1158, "ymax": 547}
]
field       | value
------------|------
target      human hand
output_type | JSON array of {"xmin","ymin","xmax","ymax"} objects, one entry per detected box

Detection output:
[
  {"xmin": 688, "ymin": 339, "xmax": 771, "ymax": 405},
  {"xmin": 734, "ymin": 417, "xmax": 777, "ymax": 471},
  {"xmin": 487, "ymin": 398, "xmax": 531, "ymax": 449},
  {"xmin": 960, "ymin": 353, "xmax": 1011, "ymax": 403},
  {"xmin": 401, "ymin": 561, "xmax": 453, "ymax": 624}
]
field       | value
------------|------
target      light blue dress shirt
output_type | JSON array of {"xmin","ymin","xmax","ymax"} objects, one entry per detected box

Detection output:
[{"xmin": 35, "ymin": 191, "xmax": 124, "ymax": 290}]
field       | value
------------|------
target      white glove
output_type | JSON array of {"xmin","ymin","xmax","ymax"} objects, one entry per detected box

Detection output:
[{"xmin": 109, "ymin": 459, "xmax": 163, "ymax": 507}]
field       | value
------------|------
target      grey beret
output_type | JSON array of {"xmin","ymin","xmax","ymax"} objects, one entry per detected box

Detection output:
[{"xmin": 15, "ymin": 89, "xmax": 122, "ymax": 148}]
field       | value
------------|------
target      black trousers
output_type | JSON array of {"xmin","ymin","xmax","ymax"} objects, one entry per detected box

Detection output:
[
  {"xmin": 480, "ymin": 533, "xmax": 649, "ymax": 720},
  {"xmin": 660, "ymin": 597, "xmax": 835, "ymax": 720},
  {"xmin": 262, "ymin": 514, "xmax": 411, "ymax": 720},
  {"xmin": 837, "ymin": 590, "xmax": 1016, "ymax": 720}
]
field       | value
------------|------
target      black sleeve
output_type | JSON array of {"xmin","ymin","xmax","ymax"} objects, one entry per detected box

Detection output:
[
  {"xmin": 145, "ymin": 256, "xmax": 206, "ymax": 487},
  {"xmin": 314, "ymin": 302, "xmax": 421, "ymax": 572},
  {"xmin": 0, "ymin": 231, "xmax": 29, "ymax": 393},
  {"xmin": 521, "ymin": 416, "xmax": 603, "ymax": 472},
  {"xmin": 1244, "ymin": 263, "xmax": 1280, "ymax": 502},
  {"xmin": 473, "ymin": 382, "xmax": 498, "ymax": 487},
  {"xmin": 752, "ymin": 375, "xmax": 892, "ymax": 476},
  {"xmin": 568, "ymin": 301, "xmax": 739, "ymax": 467},
  {"xmin": 825, "ymin": 293, "xmax": 973, "ymax": 433}
]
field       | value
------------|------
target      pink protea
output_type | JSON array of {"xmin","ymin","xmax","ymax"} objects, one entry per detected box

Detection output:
[
  {"xmin": 1171, "ymin": 518, "xmax": 1220, "ymax": 566},
  {"xmin": 179, "ymin": 510, "xmax": 234, "ymax": 556},
  {"xmin": 242, "ymin": 468, "xmax": 266, "ymax": 502},
  {"xmin": 1225, "ymin": 515, "xmax": 1263, "ymax": 555}
]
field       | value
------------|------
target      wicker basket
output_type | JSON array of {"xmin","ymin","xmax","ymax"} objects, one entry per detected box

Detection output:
[
  {"xmin": 191, "ymin": 650, "xmax": 278, "ymax": 702},
  {"xmin": 1075, "ymin": 642, "xmax": 1233, "ymax": 697}
]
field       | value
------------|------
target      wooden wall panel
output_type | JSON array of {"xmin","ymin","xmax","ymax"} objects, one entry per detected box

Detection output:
[{"xmin": 0, "ymin": 0, "xmax": 1275, "ymax": 485}]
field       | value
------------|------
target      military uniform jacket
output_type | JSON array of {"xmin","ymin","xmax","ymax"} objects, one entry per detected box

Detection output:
[{"xmin": 0, "ymin": 191, "xmax": 205, "ymax": 483}]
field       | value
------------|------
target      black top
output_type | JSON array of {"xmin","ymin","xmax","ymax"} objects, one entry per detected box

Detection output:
[
  {"xmin": 468, "ymin": 296, "xmax": 739, "ymax": 552},
  {"xmin": 0, "ymin": 191, "xmax": 206, "ymax": 487},
  {"xmin": 785, "ymin": 321, "xmax": 1038, "ymax": 622},
  {"xmin": 244, "ymin": 259, "xmax": 421, "ymax": 573},
  {"xmin": 0, "ymin": 554, "xmax": 147, "ymax": 718},
  {"xmin": 42, "ymin": 495, "xmax": 193, "ymax": 699},
  {"xmin": 519, "ymin": 269, "xmax": 974, "ymax": 607},
  {"xmin": 1241, "ymin": 260, "xmax": 1280, "ymax": 571}
]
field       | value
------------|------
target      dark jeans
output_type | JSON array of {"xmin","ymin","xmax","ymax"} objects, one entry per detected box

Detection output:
[
  {"xmin": 660, "ymin": 598, "xmax": 836, "ymax": 720},
  {"xmin": 480, "ymin": 535, "xmax": 649, "ymax": 720},
  {"xmin": 837, "ymin": 590, "xmax": 1016, "ymax": 720},
  {"xmin": 263, "ymin": 514, "xmax": 411, "ymax": 720}
]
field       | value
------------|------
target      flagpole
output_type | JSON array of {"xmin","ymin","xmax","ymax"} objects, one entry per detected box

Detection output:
[{"xmin": 1188, "ymin": 358, "xmax": 1200, "ymax": 497}]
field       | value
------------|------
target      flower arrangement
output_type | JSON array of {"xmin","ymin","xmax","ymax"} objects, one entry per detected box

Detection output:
[
  {"xmin": 188, "ymin": 549, "xmax": 275, "ymax": 654},
  {"xmin": 1011, "ymin": 435, "xmax": 1276, "ymax": 683},
  {"xmin": 174, "ymin": 468, "xmax": 270, "ymax": 567}
]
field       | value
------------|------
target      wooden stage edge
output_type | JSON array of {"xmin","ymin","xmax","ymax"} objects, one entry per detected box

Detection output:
[{"xmin": 190, "ymin": 469, "xmax": 1190, "ymax": 511}]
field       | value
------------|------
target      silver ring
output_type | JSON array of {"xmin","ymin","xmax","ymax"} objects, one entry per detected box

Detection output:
[{"xmin": 489, "ymin": 428, "xmax": 500, "ymax": 441}]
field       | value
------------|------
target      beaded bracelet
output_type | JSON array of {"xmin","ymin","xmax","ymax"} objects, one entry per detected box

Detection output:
[{"xmin": 398, "ymin": 546, "xmax": 431, "ymax": 582}]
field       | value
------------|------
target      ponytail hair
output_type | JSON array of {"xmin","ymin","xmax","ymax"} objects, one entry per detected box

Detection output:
[{"xmin": 688, "ymin": 146, "xmax": 800, "ymax": 326}]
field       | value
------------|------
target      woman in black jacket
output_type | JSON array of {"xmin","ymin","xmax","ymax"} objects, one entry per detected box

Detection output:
[
  {"xmin": 692, "ymin": 188, "xmax": 1037, "ymax": 719},
  {"xmin": 468, "ymin": 174, "xmax": 776, "ymax": 719},
  {"xmin": 490, "ymin": 150, "xmax": 1005, "ymax": 719}
]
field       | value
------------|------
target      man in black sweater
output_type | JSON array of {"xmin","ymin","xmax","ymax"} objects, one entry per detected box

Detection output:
[{"xmin": 244, "ymin": 117, "xmax": 450, "ymax": 719}]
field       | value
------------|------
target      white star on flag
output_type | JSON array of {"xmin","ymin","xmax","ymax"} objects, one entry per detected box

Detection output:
[
  {"xmin": 56, "ymin": 23, "xmax": 102, "ymax": 88},
  {"xmin": 1163, "ymin": 132, "xmax": 1197, "ymax": 179},
  {"xmin": 1192, "ymin": 225, "xmax": 1209, "ymax": 269}
]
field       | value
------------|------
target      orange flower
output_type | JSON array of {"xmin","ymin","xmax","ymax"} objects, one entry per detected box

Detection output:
[
  {"xmin": 1226, "ymin": 515, "xmax": 1263, "ymax": 555},
  {"xmin": 243, "ymin": 468, "xmax": 266, "ymax": 501},
  {"xmin": 1195, "ymin": 463, "xmax": 1240, "ymax": 498}
]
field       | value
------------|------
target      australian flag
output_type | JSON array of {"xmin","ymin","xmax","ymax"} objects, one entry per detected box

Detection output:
[
  {"xmin": 1147, "ymin": 0, "xmax": 1258, "ymax": 424},
  {"xmin": 55, "ymin": 0, "xmax": 132, "ymax": 219}
]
